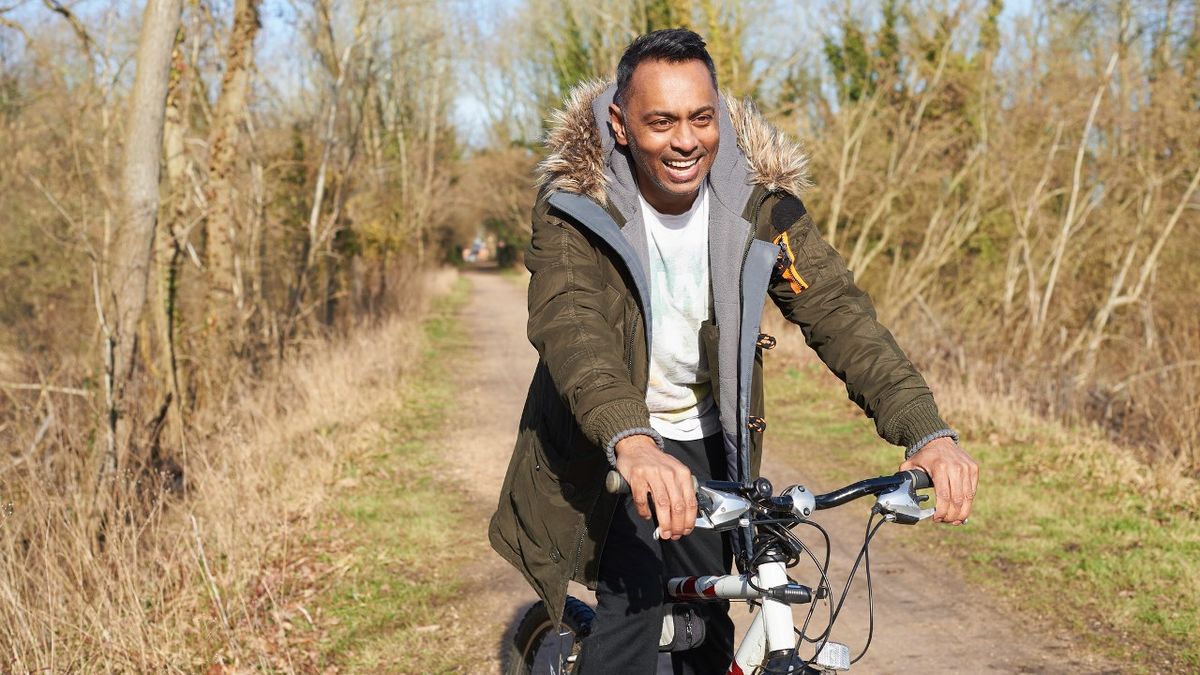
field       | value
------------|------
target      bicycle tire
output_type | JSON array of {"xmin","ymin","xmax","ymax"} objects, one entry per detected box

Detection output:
[{"xmin": 504, "ymin": 595, "xmax": 595, "ymax": 675}]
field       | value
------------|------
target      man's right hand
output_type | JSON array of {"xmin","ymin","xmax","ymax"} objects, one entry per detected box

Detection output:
[{"xmin": 613, "ymin": 435, "xmax": 697, "ymax": 540}]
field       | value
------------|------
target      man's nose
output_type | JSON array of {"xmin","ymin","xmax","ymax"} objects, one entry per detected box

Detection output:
[{"xmin": 672, "ymin": 124, "xmax": 699, "ymax": 155}]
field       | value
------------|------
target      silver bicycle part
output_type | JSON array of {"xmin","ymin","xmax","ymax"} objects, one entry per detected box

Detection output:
[
  {"xmin": 813, "ymin": 641, "xmax": 851, "ymax": 672},
  {"xmin": 693, "ymin": 485, "xmax": 753, "ymax": 532},
  {"xmin": 781, "ymin": 484, "xmax": 816, "ymax": 519},
  {"xmin": 873, "ymin": 475, "xmax": 934, "ymax": 524}
]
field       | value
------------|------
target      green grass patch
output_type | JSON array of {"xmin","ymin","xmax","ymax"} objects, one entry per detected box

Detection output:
[
  {"xmin": 315, "ymin": 276, "xmax": 482, "ymax": 672},
  {"xmin": 766, "ymin": 361, "xmax": 1200, "ymax": 672}
]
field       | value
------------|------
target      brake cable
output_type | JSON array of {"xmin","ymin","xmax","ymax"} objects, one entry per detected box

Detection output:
[
  {"xmin": 787, "ymin": 512, "xmax": 887, "ymax": 669},
  {"xmin": 851, "ymin": 513, "xmax": 880, "ymax": 664}
]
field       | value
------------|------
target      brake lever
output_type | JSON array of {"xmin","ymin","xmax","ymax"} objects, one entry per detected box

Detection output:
[
  {"xmin": 693, "ymin": 486, "xmax": 753, "ymax": 532},
  {"xmin": 873, "ymin": 475, "xmax": 934, "ymax": 525},
  {"xmin": 649, "ymin": 484, "xmax": 753, "ymax": 540}
]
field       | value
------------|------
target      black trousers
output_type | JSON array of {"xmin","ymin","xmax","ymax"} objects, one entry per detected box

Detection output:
[{"xmin": 575, "ymin": 435, "xmax": 735, "ymax": 675}]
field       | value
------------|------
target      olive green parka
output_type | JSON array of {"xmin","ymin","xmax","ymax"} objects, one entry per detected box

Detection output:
[{"xmin": 488, "ymin": 80, "xmax": 951, "ymax": 624}]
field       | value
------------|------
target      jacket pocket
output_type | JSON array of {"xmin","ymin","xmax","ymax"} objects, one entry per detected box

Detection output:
[
  {"xmin": 507, "ymin": 449, "xmax": 565, "ymax": 589},
  {"xmin": 532, "ymin": 430, "xmax": 604, "ymax": 506}
]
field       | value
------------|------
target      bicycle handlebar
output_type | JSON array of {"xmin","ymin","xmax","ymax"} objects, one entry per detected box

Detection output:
[
  {"xmin": 604, "ymin": 468, "xmax": 932, "ymax": 505},
  {"xmin": 812, "ymin": 470, "xmax": 931, "ymax": 509}
]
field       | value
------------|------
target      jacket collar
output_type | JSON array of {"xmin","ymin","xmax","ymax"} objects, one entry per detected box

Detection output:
[{"xmin": 536, "ymin": 79, "xmax": 812, "ymax": 211}]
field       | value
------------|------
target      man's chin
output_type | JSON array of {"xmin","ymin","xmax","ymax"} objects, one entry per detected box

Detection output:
[
  {"xmin": 663, "ymin": 177, "xmax": 706, "ymax": 197},
  {"xmin": 658, "ymin": 169, "xmax": 709, "ymax": 193}
]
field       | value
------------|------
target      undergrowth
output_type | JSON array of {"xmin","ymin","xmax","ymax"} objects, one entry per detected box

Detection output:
[{"xmin": 765, "ymin": 356, "xmax": 1200, "ymax": 673}]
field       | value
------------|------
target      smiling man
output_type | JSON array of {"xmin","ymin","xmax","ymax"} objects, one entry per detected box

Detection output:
[{"xmin": 490, "ymin": 29, "xmax": 979, "ymax": 673}]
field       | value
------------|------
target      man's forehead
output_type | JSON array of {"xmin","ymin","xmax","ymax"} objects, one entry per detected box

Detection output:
[{"xmin": 625, "ymin": 59, "xmax": 718, "ymax": 110}]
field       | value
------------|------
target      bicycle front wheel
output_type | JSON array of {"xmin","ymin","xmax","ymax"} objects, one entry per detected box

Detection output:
[{"xmin": 505, "ymin": 596, "xmax": 594, "ymax": 675}]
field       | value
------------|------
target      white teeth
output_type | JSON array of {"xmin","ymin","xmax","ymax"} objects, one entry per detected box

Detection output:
[{"xmin": 665, "ymin": 158, "xmax": 699, "ymax": 169}]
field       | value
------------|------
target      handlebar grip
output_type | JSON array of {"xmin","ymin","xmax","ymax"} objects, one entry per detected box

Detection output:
[
  {"xmin": 604, "ymin": 471, "xmax": 700, "ymax": 495},
  {"xmin": 906, "ymin": 469, "xmax": 933, "ymax": 490},
  {"xmin": 606, "ymin": 470, "xmax": 629, "ymax": 495}
]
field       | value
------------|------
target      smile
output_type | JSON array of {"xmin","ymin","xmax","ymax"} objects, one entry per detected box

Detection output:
[
  {"xmin": 662, "ymin": 156, "xmax": 704, "ymax": 183},
  {"xmin": 664, "ymin": 158, "xmax": 700, "ymax": 169}
]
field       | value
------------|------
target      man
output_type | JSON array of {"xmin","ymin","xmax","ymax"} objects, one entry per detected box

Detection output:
[{"xmin": 490, "ymin": 29, "xmax": 979, "ymax": 674}]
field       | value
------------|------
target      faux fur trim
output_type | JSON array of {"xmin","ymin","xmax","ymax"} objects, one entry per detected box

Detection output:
[
  {"xmin": 536, "ymin": 79, "xmax": 811, "ymax": 204},
  {"xmin": 724, "ymin": 96, "xmax": 813, "ymax": 196},
  {"xmin": 537, "ymin": 79, "xmax": 612, "ymax": 204}
]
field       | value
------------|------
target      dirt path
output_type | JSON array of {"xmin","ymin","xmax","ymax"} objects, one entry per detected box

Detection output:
[{"xmin": 443, "ymin": 268, "xmax": 1101, "ymax": 674}]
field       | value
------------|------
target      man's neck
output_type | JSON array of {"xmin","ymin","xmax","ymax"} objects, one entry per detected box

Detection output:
[{"xmin": 641, "ymin": 186, "xmax": 706, "ymax": 221}]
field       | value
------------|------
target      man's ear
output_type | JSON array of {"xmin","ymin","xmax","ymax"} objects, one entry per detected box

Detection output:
[{"xmin": 609, "ymin": 103, "xmax": 628, "ymax": 147}]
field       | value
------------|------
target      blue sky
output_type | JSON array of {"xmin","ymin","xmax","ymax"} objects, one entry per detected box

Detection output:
[{"xmin": 2, "ymin": 0, "xmax": 1038, "ymax": 145}]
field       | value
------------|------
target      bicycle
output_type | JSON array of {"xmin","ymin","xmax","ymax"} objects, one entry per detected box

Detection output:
[{"xmin": 505, "ymin": 468, "xmax": 935, "ymax": 674}]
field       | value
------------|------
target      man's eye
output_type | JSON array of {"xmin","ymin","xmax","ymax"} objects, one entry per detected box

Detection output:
[
  {"xmin": 650, "ymin": 119, "xmax": 672, "ymax": 130},
  {"xmin": 693, "ymin": 115, "xmax": 713, "ymax": 125}
]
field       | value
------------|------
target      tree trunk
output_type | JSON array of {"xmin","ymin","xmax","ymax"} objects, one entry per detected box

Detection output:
[
  {"xmin": 100, "ymin": 0, "xmax": 183, "ymax": 507},
  {"xmin": 205, "ymin": 0, "xmax": 261, "ymax": 357}
]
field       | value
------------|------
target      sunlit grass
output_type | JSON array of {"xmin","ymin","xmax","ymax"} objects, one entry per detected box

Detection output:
[
  {"xmin": 766, "ymin": 360, "xmax": 1200, "ymax": 672},
  {"xmin": 316, "ymin": 277, "xmax": 484, "ymax": 672}
]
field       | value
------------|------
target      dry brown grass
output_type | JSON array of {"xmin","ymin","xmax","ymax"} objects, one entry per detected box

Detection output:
[
  {"xmin": 763, "ymin": 307, "xmax": 1200, "ymax": 667},
  {"xmin": 762, "ymin": 307, "xmax": 1200, "ymax": 512},
  {"xmin": 0, "ymin": 268, "xmax": 457, "ymax": 672}
]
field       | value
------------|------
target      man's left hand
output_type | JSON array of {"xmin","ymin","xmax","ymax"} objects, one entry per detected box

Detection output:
[{"xmin": 899, "ymin": 437, "xmax": 978, "ymax": 525}]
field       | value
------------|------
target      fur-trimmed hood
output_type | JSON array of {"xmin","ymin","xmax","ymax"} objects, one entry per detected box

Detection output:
[{"xmin": 536, "ymin": 79, "xmax": 811, "ymax": 206}]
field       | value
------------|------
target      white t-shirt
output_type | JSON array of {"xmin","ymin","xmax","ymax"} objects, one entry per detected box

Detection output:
[{"xmin": 639, "ymin": 187, "xmax": 721, "ymax": 441}]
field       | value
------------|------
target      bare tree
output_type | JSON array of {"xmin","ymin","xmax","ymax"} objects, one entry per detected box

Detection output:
[
  {"xmin": 205, "ymin": 0, "xmax": 261, "ymax": 357},
  {"xmin": 98, "ymin": 0, "xmax": 183, "ymax": 508}
]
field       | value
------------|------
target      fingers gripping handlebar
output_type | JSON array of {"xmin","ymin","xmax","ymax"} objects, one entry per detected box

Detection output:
[
  {"xmin": 604, "ymin": 468, "xmax": 933, "ymax": 523},
  {"xmin": 605, "ymin": 471, "xmax": 774, "ymax": 498}
]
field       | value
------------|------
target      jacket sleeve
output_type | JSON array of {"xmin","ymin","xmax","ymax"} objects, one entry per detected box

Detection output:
[
  {"xmin": 525, "ymin": 203, "xmax": 661, "ymax": 461},
  {"xmin": 764, "ymin": 195, "xmax": 952, "ymax": 451}
]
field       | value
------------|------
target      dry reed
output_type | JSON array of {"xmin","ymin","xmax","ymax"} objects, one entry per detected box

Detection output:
[{"xmin": 0, "ymin": 267, "xmax": 457, "ymax": 671}]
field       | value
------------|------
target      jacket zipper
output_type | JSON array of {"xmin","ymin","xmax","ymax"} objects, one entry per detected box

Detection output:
[
  {"xmin": 737, "ymin": 190, "xmax": 773, "ymax": 305},
  {"xmin": 751, "ymin": 189, "xmax": 771, "ymax": 228}
]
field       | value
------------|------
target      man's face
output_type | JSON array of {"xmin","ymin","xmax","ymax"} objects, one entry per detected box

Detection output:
[{"xmin": 609, "ymin": 58, "xmax": 719, "ymax": 215}]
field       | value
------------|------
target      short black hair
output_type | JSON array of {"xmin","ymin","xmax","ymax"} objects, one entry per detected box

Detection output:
[{"xmin": 614, "ymin": 28, "xmax": 718, "ymax": 106}]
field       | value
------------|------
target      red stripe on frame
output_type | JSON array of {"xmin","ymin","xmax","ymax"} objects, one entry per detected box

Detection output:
[{"xmin": 682, "ymin": 577, "xmax": 698, "ymax": 597}]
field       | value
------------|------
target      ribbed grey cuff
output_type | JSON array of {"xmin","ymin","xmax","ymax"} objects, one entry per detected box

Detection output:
[
  {"xmin": 905, "ymin": 429, "xmax": 960, "ymax": 459},
  {"xmin": 604, "ymin": 427, "xmax": 665, "ymax": 467}
]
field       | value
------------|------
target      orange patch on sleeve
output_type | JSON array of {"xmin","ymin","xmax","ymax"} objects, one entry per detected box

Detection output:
[{"xmin": 772, "ymin": 231, "xmax": 809, "ymax": 295}]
